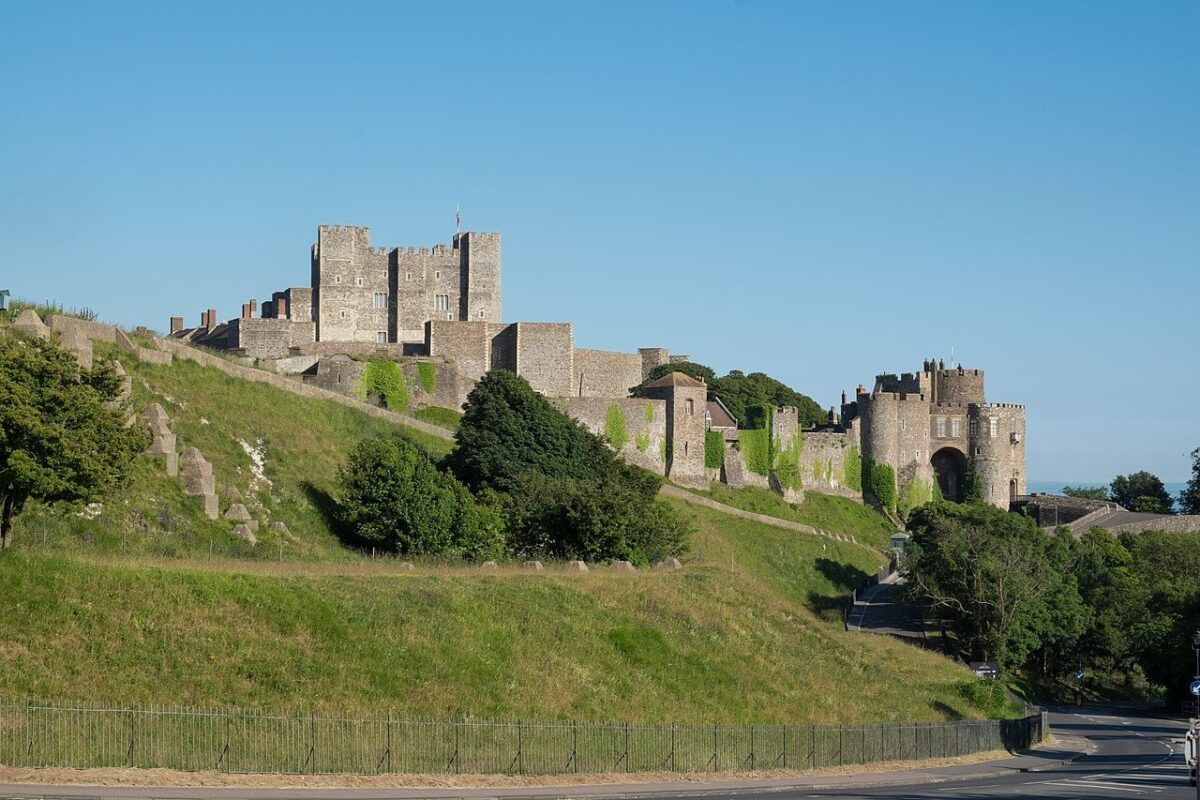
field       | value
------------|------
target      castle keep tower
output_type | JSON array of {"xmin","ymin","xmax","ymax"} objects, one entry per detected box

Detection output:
[
  {"xmin": 851, "ymin": 360, "xmax": 1026, "ymax": 511},
  {"xmin": 310, "ymin": 225, "xmax": 501, "ymax": 344},
  {"xmin": 642, "ymin": 372, "xmax": 707, "ymax": 488}
]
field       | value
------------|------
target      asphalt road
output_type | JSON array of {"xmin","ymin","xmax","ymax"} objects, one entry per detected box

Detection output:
[{"xmin": 0, "ymin": 708, "xmax": 1190, "ymax": 800}]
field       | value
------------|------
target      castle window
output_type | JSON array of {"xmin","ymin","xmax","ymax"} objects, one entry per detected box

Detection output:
[
  {"xmin": 355, "ymin": 277, "xmax": 363, "ymax": 286},
  {"xmin": 375, "ymin": 331, "xmax": 387, "ymax": 343},
  {"xmin": 684, "ymin": 441, "xmax": 689, "ymax": 457},
  {"xmin": 406, "ymin": 272, "xmax": 412, "ymax": 281},
  {"xmin": 951, "ymin": 419, "xmax": 961, "ymax": 438},
  {"xmin": 686, "ymin": 398, "xmax": 694, "ymax": 415},
  {"xmin": 477, "ymin": 311, "xmax": 484, "ymax": 318},
  {"xmin": 445, "ymin": 313, "xmax": 453, "ymax": 321},
  {"xmin": 989, "ymin": 417, "xmax": 998, "ymax": 437},
  {"xmin": 339, "ymin": 310, "xmax": 346, "ymax": 319},
  {"xmin": 334, "ymin": 275, "xmax": 342, "ymax": 284},
  {"xmin": 970, "ymin": 419, "xmax": 979, "ymax": 437},
  {"xmin": 936, "ymin": 418, "xmax": 947, "ymax": 438},
  {"xmin": 373, "ymin": 292, "xmax": 387, "ymax": 310},
  {"xmin": 435, "ymin": 294, "xmax": 449, "ymax": 311},
  {"xmin": 435, "ymin": 270, "xmax": 441, "ymax": 280}
]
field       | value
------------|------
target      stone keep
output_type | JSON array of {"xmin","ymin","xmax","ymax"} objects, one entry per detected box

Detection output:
[{"xmin": 310, "ymin": 225, "xmax": 501, "ymax": 345}]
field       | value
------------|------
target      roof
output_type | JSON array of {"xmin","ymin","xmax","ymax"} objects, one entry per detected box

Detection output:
[
  {"xmin": 643, "ymin": 371, "xmax": 707, "ymax": 389},
  {"xmin": 707, "ymin": 398, "xmax": 736, "ymax": 428}
]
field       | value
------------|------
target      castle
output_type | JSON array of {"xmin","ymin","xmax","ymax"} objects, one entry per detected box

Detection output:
[{"xmin": 169, "ymin": 224, "xmax": 1026, "ymax": 510}]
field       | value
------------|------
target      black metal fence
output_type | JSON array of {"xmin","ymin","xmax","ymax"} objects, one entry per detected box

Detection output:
[{"xmin": 0, "ymin": 700, "xmax": 1046, "ymax": 776}]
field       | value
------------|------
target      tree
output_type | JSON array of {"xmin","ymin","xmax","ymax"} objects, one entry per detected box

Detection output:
[
  {"xmin": 905, "ymin": 502, "xmax": 1081, "ymax": 667},
  {"xmin": 1179, "ymin": 447, "xmax": 1200, "ymax": 515},
  {"xmin": 960, "ymin": 462, "xmax": 984, "ymax": 505},
  {"xmin": 449, "ymin": 370, "xmax": 689, "ymax": 564},
  {"xmin": 1110, "ymin": 471, "xmax": 1173, "ymax": 514},
  {"xmin": 1062, "ymin": 485, "xmax": 1109, "ymax": 501},
  {"xmin": 338, "ymin": 434, "xmax": 504, "ymax": 559},
  {"xmin": 0, "ymin": 331, "xmax": 147, "ymax": 549}
]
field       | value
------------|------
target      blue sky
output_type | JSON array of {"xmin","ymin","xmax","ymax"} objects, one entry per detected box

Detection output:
[{"xmin": 3, "ymin": 1, "xmax": 1197, "ymax": 482}]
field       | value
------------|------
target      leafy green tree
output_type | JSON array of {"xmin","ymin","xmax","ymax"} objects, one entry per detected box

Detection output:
[
  {"xmin": 1119, "ymin": 530, "xmax": 1200, "ymax": 708},
  {"xmin": 1062, "ymin": 485, "xmax": 1109, "ymax": 501},
  {"xmin": 1069, "ymin": 529, "xmax": 1139, "ymax": 678},
  {"xmin": 960, "ymin": 462, "xmax": 984, "ymax": 505},
  {"xmin": 449, "ymin": 371, "xmax": 689, "ymax": 564},
  {"xmin": 1110, "ymin": 471, "xmax": 1173, "ymax": 513},
  {"xmin": 338, "ymin": 434, "xmax": 504, "ymax": 559},
  {"xmin": 0, "ymin": 332, "xmax": 148, "ymax": 549},
  {"xmin": 636, "ymin": 361, "xmax": 716, "ymax": 389},
  {"xmin": 1178, "ymin": 448, "xmax": 1200, "ymax": 515},
  {"xmin": 905, "ymin": 502, "xmax": 1082, "ymax": 667}
]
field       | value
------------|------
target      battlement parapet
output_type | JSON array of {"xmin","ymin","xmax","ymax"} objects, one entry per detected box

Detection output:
[
  {"xmin": 978, "ymin": 402, "xmax": 1025, "ymax": 410},
  {"xmin": 868, "ymin": 391, "xmax": 928, "ymax": 403},
  {"xmin": 938, "ymin": 368, "xmax": 983, "ymax": 377}
]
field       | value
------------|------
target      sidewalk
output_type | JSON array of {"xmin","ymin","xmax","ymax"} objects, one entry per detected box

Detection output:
[{"xmin": 0, "ymin": 738, "xmax": 1093, "ymax": 800}]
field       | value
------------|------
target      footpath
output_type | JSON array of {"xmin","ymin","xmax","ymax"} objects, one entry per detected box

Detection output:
[{"xmin": 0, "ymin": 739, "xmax": 1091, "ymax": 800}]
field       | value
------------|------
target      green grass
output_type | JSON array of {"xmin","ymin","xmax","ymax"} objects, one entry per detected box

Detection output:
[
  {"xmin": 11, "ymin": 344, "xmax": 453, "ymax": 562},
  {"xmin": 0, "ymin": 498, "xmax": 998, "ymax": 724},
  {"xmin": 415, "ymin": 405, "xmax": 463, "ymax": 431},
  {"xmin": 689, "ymin": 484, "xmax": 897, "ymax": 549}
]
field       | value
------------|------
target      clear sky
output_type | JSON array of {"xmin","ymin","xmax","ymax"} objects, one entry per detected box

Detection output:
[{"xmin": 3, "ymin": 1, "xmax": 1197, "ymax": 482}]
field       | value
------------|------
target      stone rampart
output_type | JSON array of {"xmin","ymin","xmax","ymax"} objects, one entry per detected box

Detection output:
[
  {"xmin": 572, "ymin": 348, "xmax": 643, "ymax": 398},
  {"xmin": 555, "ymin": 397, "xmax": 667, "ymax": 474}
]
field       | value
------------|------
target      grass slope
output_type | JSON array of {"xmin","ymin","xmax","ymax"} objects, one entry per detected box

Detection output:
[
  {"xmin": 12, "ymin": 344, "xmax": 453, "ymax": 561},
  {"xmin": 0, "ymin": 499, "xmax": 995, "ymax": 724},
  {"xmin": 691, "ymin": 484, "xmax": 896, "ymax": 549}
]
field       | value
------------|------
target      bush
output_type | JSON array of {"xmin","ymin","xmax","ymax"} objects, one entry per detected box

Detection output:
[
  {"xmin": 704, "ymin": 431, "xmax": 725, "ymax": 470},
  {"xmin": 338, "ymin": 434, "xmax": 504, "ymax": 559},
  {"xmin": 773, "ymin": 431, "xmax": 803, "ymax": 491},
  {"xmin": 501, "ymin": 473, "xmax": 689, "ymax": 565},
  {"xmin": 357, "ymin": 359, "xmax": 408, "ymax": 412}
]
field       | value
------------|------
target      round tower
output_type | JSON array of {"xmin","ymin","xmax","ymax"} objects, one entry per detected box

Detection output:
[
  {"xmin": 968, "ymin": 404, "xmax": 1026, "ymax": 509},
  {"xmin": 935, "ymin": 367, "xmax": 986, "ymax": 405}
]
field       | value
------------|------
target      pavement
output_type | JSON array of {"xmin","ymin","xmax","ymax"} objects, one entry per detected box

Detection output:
[
  {"xmin": 0, "ymin": 707, "xmax": 1190, "ymax": 800},
  {"xmin": 843, "ymin": 576, "xmax": 948, "ymax": 655}
]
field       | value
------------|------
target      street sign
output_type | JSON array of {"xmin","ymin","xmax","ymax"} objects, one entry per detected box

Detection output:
[
  {"xmin": 1189, "ymin": 680, "xmax": 1200, "ymax": 697},
  {"xmin": 1076, "ymin": 670, "xmax": 1086, "ymax": 682}
]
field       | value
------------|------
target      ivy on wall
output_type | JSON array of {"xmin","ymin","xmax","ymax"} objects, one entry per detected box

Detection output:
[
  {"xmin": 417, "ymin": 362, "xmax": 437, "ymax": 395},
  {"xmin": 604, "ymin": 403, "xmax": 629, "ymax": 451},
  {"xmin": 899, "ymin": 477, "xmax": 934, "ymax": 519},
  {"xmin": 739, "ymin": 429, "xmax": 771, "ymax": 476},
  {"xmin": 844, "ymin": 447, "xmax": 863, "ymax": 492},
  {"xmin": 357, "ymin": 359, "xmax": 409, "ymax": 412},
  {"xmin": 644, "ymin": 403, "xmax": 654, "ymax": 423},
  {"xmin": 704, "ymin": 431, "xmax": 725, "ymax": 469},
  {"xmin": 636, "ymin": 432, "xmax": 650, "ymax": 453},
  {"xmin": 863, "ymin": 458, "xmax": 897, "ymax": 515},
  {"xmin": 772, "ymin": 430, "xmax": 804, "ymax": 491}
]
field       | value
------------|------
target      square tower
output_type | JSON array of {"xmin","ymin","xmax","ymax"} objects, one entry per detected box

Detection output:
[
  {"xmin": 311, "ymin": 226, "xmax": 389, "ymax": 343},
  {"xmin": 643, "ymin": 372, "xmax": 708, "ymax": 488}
]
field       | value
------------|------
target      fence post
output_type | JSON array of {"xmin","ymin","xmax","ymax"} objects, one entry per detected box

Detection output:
[
  {"xmin": 838, "ymin": 725, "xmax": 843, "ymax": 766},
  {"xmin": 386, "ymin": 713, "xmax": 392, "ymax": 774},
  {"xmin": 623, "ymin": 721, "xmax": 630, "ymax": 773},
  {"xmin": 670, "ymin": 722, "xmax": 676, "ymax": 772},
  {"xmin": 712, "ymin": 724, "xmax": 718, "ymax": 772},
  {"xmin": 572, "ymin": 719, "xmax": 579, "ymax": 773},
  {"xmin": 782, "ymin": 725, "xmax": 787, "ymax": 769},
  {"xmin": 749, "ymin": 725, "xmax": 755, "ymax": 771},
  {"xmin": 518, "ymin": 721, "xmax": 524, "ymax": 775},
  {"xmin": 810, "ymin": 724, "xmax": 816, "ymax": 769},
  {"xmin": 127, "ymin": 708, "xmax": 135, "ymax": 767}
]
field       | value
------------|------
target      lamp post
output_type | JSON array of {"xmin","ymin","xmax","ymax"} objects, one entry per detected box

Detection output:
[{"xmin": 1193, "ymin": 630, "xmax": 1200, "ymax": 719}]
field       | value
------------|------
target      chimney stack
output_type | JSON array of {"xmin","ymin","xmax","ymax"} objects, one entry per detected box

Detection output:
[
  {"xmin": 170, "ymin": 316, "xmax": 183, "ymax": 334},
  {"xmin": 241, "ymin": 303, "xmax": 251, "ymax": 320},
  {"xmin": 207, "ymin": 308, "xmax": 217, "ymax": 332},
  {"xmin": 277, "ymin": 298, "xmax": 288, "ymax": 318},
  {"xmin": 250, "ymin": 299, "xmax": 258, "ymax": 317}
]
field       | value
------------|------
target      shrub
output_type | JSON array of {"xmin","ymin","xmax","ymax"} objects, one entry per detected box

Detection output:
[
  {"xmin": 357, "ymin": 359, "xmax": 408, "ymax": 412},
  {"xmin": 604, "ymin": 403, "xmax": 629, "ymax": 450},
  {"xmin": 338, "ymin": 434, "xmax": 503, "ymax": 559},
  {"xmin": 899, "ymin": 477, "xmax": 935, "ymax": 520},
  {"xmin": 704, "ymin": 431, "xmax": 725, "ymax": 470},
  {"xmin": 417, "ymin": 362, "xmax": 437, "ymax": 395}
]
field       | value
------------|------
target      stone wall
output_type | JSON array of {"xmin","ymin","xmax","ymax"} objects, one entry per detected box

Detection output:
[
  {"xmin": 226, "ymin": 318, "xmax": 316, "ymax": 360},
  {"xmin": 555, "ymin": 397, "xmax": 667, "ymax": 474},
  {"xmin": 304, "ymin": 355, "xmax": 470, "ymax": 411},
  {"xmin": 1011, "ymin": 494, "xmax": 1117, "ymax": 527},
  {"xmin": 513, "ymin": 323, "xmax": 573, "ymax": 397},
  {"xmin": 427, "ymin": 320, "xmax": 496, "ymax": 382},
  {"xmin": 1104, "ymin": 515, "xmax": 1200, "ymax": 534},
  {"xmin": 800, "ymin": 429, "xmax": 862, "ymax": 498},
  {"xmin": 572, "ymin": 348, "xmax": 643, "ymax": 398}
]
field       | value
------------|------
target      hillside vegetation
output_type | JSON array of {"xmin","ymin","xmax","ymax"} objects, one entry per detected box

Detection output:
[{"xmin": 0, "ymin": 334, "xmax": 1003, "ymax": 724}]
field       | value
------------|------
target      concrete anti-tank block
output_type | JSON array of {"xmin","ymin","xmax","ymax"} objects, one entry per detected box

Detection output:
[
  {"xmin": 522, "ymin": 560, "xmax": 544, "ymax": 571},
  {"xmin": 232, "ymin": 523, "xmax": 258, "ymax": 546},
  {"xmin": 224, "ymin": 503, "xmax": 252, "ymax": 523},
  {"xmin": 201, "ymin": 493, "xmax": 219, "ymax": 520},
  {"xmin": 564, "ymin": 560, "xmax": 589, "ymax": 573},
  {"xmin": 612, "ymin": 560, "xmax": 635, "ymax": 572},
  {"xmin": 654, "ymin": 558, "xmax": 682, "ymax": 571}
]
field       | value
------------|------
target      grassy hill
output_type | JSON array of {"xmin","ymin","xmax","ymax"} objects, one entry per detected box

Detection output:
[{"xmin": 0, "ymin": 337, "xmax": 1009, "ymax": 725}]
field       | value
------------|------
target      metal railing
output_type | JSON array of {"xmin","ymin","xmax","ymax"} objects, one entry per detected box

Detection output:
[{"xmin": 0, "ymin": 699, "xmax": 1045, "ymax": 776}]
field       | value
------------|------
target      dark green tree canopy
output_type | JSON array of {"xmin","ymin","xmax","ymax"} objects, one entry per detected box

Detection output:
[
  {"xmin": 0, "ymin": 331, "xmax": 148, "ymax": 549},
  {"xmin": 337, "ymin": 433, "xmax": 503, "ymax": 559},
  {"xmin": 1062, "ymin": 485, "xmax": 1109, "ymax": 501},
  {"xmin": 1110, "ymin": 471, "xmax": 1173, "ymax": 514},
  {"xmin": 632, "ymin": 362, "xmax": 825, "ymax": 428}
]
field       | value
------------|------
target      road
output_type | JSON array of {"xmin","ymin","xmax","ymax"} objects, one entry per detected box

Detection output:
[{"xmin": 0, "ymin": 708, "xmax": 1190, "ymax": 800}]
